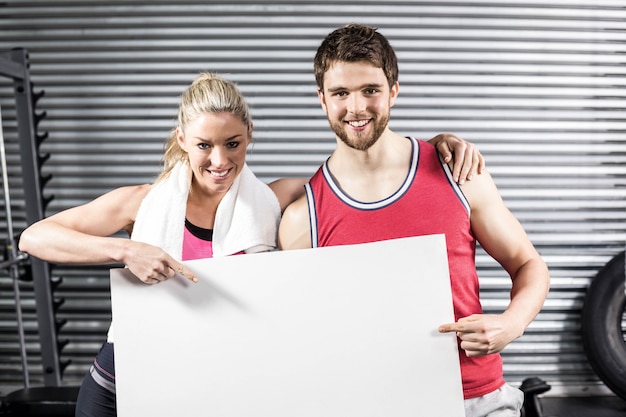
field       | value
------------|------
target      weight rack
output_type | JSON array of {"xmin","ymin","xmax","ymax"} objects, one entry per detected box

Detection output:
[{"xmin": 0, "ymin": 48, "xmax": 65, "ymax": 388}]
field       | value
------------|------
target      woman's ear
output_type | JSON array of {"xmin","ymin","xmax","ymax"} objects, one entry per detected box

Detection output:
[
  {"xmin": 175, "ymin": 127, "xmax": 186, "ymax": 150},
  {"xmin": 247, "ymin": 121, "xmax": 254, "ymax": 146}
]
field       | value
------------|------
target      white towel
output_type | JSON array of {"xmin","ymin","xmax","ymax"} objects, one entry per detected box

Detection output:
[
  {"xmin": 130, "ymin": 160, "xmax": 190, "ymax": 259},
  {"xmin": 131, "ymin": 160, "xmax": 281, "ymax": 258},
  {"xmin": 212, "ymin": 162, "xmax": 281, "ymax": 256}
]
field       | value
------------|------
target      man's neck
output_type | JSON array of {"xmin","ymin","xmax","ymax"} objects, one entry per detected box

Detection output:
[{"xmin": 327, "ymin": 132, "xmax": 412, "ymax": 202}]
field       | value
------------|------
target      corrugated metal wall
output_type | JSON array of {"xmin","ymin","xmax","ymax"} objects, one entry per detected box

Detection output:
[{"xmin": 0, "ymin": 0, "xmax": 625, "ymax": 397}]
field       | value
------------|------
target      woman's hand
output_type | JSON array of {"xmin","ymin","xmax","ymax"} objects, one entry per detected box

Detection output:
[
  {"xmin": 428, "ymin": 133, "xmax": 485, "ymax": 184},
  {"xmin": 122, "ymin": 241, "xmax": 197, "ymax": 284}
]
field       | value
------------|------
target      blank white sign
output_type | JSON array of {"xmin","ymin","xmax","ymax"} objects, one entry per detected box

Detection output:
[{"xmin": 110, "ymin": 234, "xmax": 465, "ymax": 417}]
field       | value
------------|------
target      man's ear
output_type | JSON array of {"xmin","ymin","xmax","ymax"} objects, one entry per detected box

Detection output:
[
  {"xmin": 389, "ymin": 81, "xmax": 399, "ymax": 107},
  {"xmin": 317, "ymin": 88, "xmax": 328, "ymax": 113}
]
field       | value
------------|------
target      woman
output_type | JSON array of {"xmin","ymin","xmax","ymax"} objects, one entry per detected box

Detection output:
[{"xmin": 18, "ymin": 72, "xmax": 482, "ymax": 416}]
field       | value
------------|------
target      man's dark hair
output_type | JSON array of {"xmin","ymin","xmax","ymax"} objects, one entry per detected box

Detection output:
[{"xmin": 314, "ymin": 23, "xmax": 399, "ymax": 91}]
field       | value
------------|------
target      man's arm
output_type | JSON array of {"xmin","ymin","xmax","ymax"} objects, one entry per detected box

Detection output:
[
  {"xmin": 277, "ymin": 194, "xmax": 313, "ymax": 250},
  {"xmin": 438, "ymin": 170, "xmax": 550, "ymax": 356}
]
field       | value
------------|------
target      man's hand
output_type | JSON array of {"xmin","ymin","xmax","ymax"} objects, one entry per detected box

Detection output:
[{"xmin": 438, "ymin": 314, "xmax": 523, "ymax": 357}]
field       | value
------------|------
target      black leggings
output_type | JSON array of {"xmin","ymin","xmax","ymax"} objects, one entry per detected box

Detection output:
[{"xmin": 75, "ymin": 343, "xmax": 116, "ymax": 417}]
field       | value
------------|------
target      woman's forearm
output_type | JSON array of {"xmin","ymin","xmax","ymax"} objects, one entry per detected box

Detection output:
[{"xmin": 19, "ymin": 220, "xmax": 130, "ymax": 265}]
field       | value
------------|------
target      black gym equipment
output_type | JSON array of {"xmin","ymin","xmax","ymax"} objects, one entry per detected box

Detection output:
[
  {"xmin": 581, "ymin": 250, "xmax": 626, "ymax": 401},
  {"xmin": 0, "ymin": 48, "xmax": 79, "ymax": 416}
]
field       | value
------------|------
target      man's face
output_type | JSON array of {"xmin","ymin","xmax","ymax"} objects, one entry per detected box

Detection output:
[{"xmin": 318, "ymin": 61, "xmax": 398, "ymax": 151}]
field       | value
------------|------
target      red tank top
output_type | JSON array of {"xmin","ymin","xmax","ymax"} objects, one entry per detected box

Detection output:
[{"xmin": 306, "ymin": 137, "xmax": 504, "ymax": 399}]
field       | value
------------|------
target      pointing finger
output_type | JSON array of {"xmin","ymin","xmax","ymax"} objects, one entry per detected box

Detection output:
[
  {"xmin": 168, "ymin": 262, "xmax": 198, "ymax": 283},
  {"xmin": 438, "ymin": 323, "xmax": 459, "ymax": 333}
]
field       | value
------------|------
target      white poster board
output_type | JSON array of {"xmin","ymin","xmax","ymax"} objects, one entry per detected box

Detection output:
[{"xmin": 110, "ymin": 234, "xmax": 465, "ymax": 417}]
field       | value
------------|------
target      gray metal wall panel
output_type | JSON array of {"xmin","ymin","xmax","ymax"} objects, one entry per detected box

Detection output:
[{"xmin": 0, "ymin": 1, "xmax": 624, "ymax": 397}]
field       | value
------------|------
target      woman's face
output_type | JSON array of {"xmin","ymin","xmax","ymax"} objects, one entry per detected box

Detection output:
[{"xmin": 177, "ymin": 112, "xmax": 251, "ymax": 196}]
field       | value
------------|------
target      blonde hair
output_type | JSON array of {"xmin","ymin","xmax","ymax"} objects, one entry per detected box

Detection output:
[{"xmin": 158, "ymin": 72, "xmax": 251, "ymax": 182}]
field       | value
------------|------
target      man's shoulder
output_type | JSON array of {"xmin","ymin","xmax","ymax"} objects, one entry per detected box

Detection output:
[
  {"xmin": 278, "ymin": 194, "xmax": 312, "ymax": 250},
  {"xmin": 282, "ymin": 193, "xmax": 309, "ymax": 222}
]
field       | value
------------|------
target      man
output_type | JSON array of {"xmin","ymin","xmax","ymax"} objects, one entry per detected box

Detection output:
[{"xmin": 278, "ymin": 23, "xmax": 550, "ymax": 417}]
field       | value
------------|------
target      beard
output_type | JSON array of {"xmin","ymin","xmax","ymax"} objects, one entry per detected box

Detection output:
[{"xmin": 329, "ymin": 111, "xmax": 390, "ymax": 151}]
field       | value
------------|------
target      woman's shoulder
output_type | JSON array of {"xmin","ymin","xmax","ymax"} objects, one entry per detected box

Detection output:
[
  {"xmin": 92, "ymin": 184, "xmax": 152, "ymax": 221},
  {"xmin": 104, "ymin": 183, "xmax": 152, "ymax": 202}
]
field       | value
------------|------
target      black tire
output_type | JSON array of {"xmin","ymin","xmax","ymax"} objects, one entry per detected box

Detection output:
[{"xmin": 581, "ymin": 251, "xmax": 626, "ymax": 400}]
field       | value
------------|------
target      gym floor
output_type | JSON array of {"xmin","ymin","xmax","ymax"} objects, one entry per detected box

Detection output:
[
  {"xmin": 1, "ymin": 390, "xmax": 625, "ymax": 416},
  {"xmin": 540, "ymin": 395, "xmax": 626, "ymax": 417}
]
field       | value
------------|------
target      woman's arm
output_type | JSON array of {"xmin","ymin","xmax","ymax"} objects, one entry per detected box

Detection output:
[
  {"xmin": 428, "ymin": 133, "xmax": 485, "ymax": 184},
  {"xmin": 268, "ymin": 177, "xmax": 309, "ymax": 213},
  {"xmin": 19, "ymin": 185, "xmax": 147, "ymax": 264},
  {"xmin": 18, "ymin": 184, "xmax": 197, "ymax": 283}
]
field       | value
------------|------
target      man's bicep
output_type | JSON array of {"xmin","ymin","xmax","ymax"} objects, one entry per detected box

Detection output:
[
  {"xmin": 466, "ymin": 174, "xmax": 538, "ymax": 273},
  {"xmin": 277, "ymin": 196, "xmax": 313, "ymax": 250}
]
